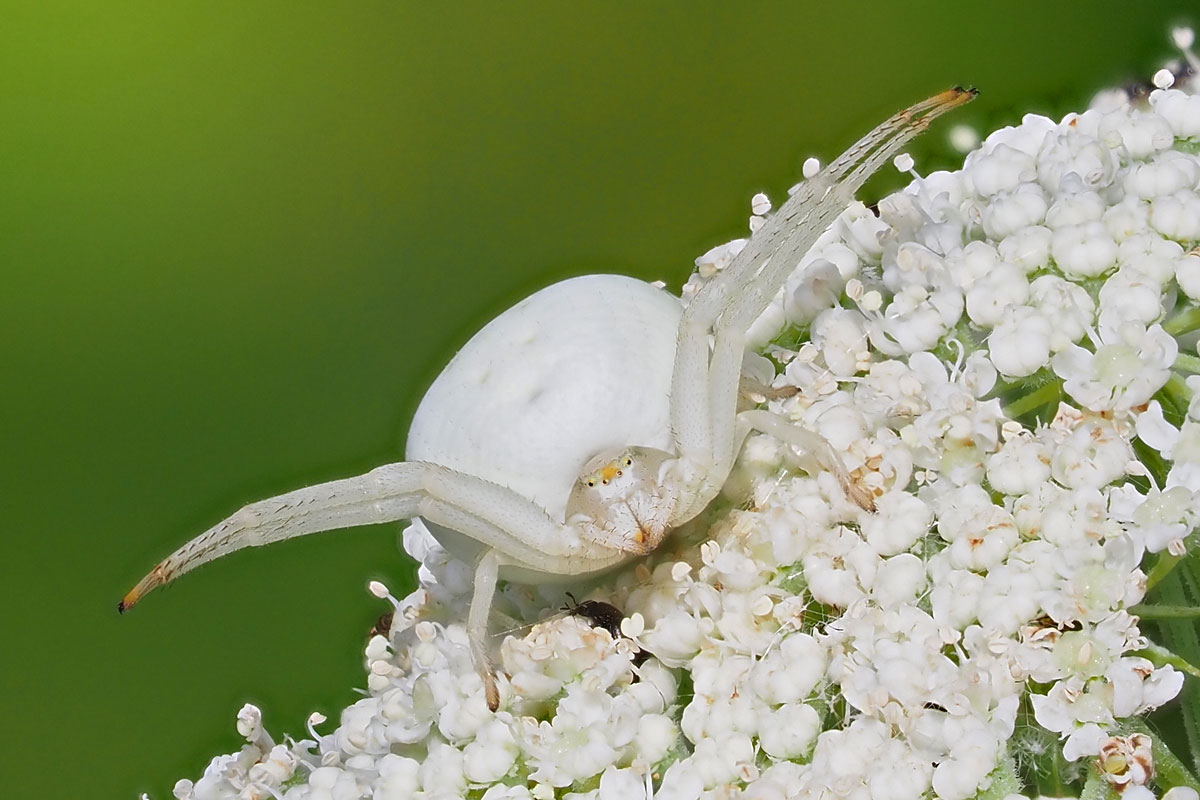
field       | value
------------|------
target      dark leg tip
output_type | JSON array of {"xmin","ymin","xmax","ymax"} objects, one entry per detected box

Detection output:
[{"xmin": 117, "ymin": 600, "xmax": 127, "ymax": 614}]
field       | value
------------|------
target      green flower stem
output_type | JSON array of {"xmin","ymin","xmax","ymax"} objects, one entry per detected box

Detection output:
[
  {"xmin": 1135, "ymin": 439, "xmax": 1170, "ymax": 489},
  {"xmin": 1051, "ymin": 738, "xmax": 1069, "ymax": 797},
  {"xmin": 1152, "ymin": 735, "xmax": 1200, "ymax": 793},
  {"xmin": 1165, "ymin": 306, "xmax": 1200, "ymax": 337},
  {"xmin": 977, "ymin": 750, "xmax": 1022, "ymax": 800},
  {"xmin": 1163, "ymin": 373, "xmax": 1194, "ymax": 417},
  {"xmin": 1128, "ymin": 604, "xmax": 1200, "ymax": 619},
  {"xmin": 1079, "ymin": 763, "xmax": 1118, "ymax": 800},
  {"xmin": 1175, "ymin": 352, "xmax": 1200, "ymax": 375},
  {"xmin": 1155, "ymin": 571, "xmax": 1200, "ymax": 772},
  {"xmin": 1130, "ymin": 641, "xmax": 1200, "ymax": 678},
  {"xmin": 1004, "ymin": 381, "xmax": 1061, "ymax": 420},
  {"xmin": 1146, "ymin": 552, "xmax": 1183, "ymax": 592}
]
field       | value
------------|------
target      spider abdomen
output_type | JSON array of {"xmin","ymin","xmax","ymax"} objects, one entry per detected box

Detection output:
[{"xmin": 406, "ymin": 274, "xmax": 682, "ymax": 524}]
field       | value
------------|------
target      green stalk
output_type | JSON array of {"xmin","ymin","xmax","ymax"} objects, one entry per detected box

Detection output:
[
  {"xmin": 1051, "ymin": 737, "xmax": 1068, "ymax": 796},
  {"xmin": 1175, "ymin": 352, "xmax": 1200, "ymax": 375},
  {"xmin": 977, "ymin": 749, "xmax": 1022, "ymax": 800},
  {"xmin": 1079, "ymin": 763, "xmax": 1117, "ymax": 800},
  {"xmin": 1128, "ymin": 604, "xmax": 1200, "ymax": 620},
  {"xmin": 1165, "ymin": 306, "xmax": 1200, "ymax": 337},
  {"xmin": 1147, "ymin": 553, "xmax": 1183, "ymax": 592},
  {"xmin": 1162, "ymin": 373, "xmax": 1193, "ymax": 419},
  {"xmin": 1004, "ymin": 381, "xmax": 1061, "ymax": 420},
  {"xmin": 1152, "ymin": 733, "xmax": 1200, "ymax": 793},
  {"xmin": 1130, "ymin": 641, "xmax": 1200, "ymax": 678},
  {"xmin": 1153, "ymin": 572, "xmax": 1200, "ymax": 773}
]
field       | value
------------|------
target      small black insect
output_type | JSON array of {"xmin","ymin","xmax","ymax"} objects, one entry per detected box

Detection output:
[
  {"xmin": 562, "ymin": 593, "xmax": 649, "ymax": 668},
  {"xmin": 369, "ymin": 609, "xmax": 394, "ymax": 640},
  {"xmin": 562, "ymin": 593, "xmax": 625, "ymax": 639}
]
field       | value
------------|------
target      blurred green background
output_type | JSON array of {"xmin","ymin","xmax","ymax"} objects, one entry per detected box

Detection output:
[{"xmin": 1, "ymin": 2, "xmax": 1195, "ymax": 796}]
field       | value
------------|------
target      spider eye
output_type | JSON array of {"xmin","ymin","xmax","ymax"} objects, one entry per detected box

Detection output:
[
  {"xmin": 623, "ymin": 457, "xmax": 633, "ymax": 467},
  {"xmin": 602, "ymin": 479, "xmax": 609, "ymax": 485},
  {"xmin": 586, "ymin": 479, "xmax": 596, "ymax": 488}
]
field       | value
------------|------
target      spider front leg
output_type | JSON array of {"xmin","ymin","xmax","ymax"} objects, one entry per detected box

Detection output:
[
  {"xmin": 119, "ymin": 462, "xmax": 575, "ymax": 610},
  {"xmin": 118, "ymin": 461, "xmax": 612, "ymax": 711},
  {"xmin": 669, "ymin": 88, "xmax": 976, "ymax": 522}
]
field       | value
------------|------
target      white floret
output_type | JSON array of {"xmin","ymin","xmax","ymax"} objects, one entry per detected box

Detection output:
[
  {"xmin": 986, "ymin": 433, "xmax": 1052, "ymax": 495},
  {"xmin": 965, "ymin": 262, "xmax": 1030, "ymax": 327},
  {"xmin": 982, "ymin": 183, "xmax": 1049, "ymax": 239},
  {"xmin": 1124, "ymin": 150, "xmax": 1200, "ymax": 198},
  {"xmin": 861, "ymin": 490, "xmax": 932, "ymax": 555},
  {"xmin": 1178, "ymin": 250, "xmax": 1200, "ymax": 299},
  {"xmin": 1053, "ymin": 324, "xmax": 1177, "ymax": 413},
  {"xmin": 1051, "ymin": 221, "xmax": 1118, "ymax": 277},
  {"xmin": 1150, "ymin": 188, "xmax": 1200, "ymax": 240},
  {"xmin": 988, "ymin": 306, "xmax": 1053, "ymax": 377},
  {"xmin": 1099, "ymin": 108, "xmax": 1175, "ymax": 159},
  {"xmin": 964, "ymin": 143, "xmax": 1038, "ymax": 197},
  {"xmin": 998, "ymin": 224, "xmax": 1052, "ymax": 271},
  {"xmin": 1151, "ymin": 88, "xmax": 1200, "ymax": 138}
]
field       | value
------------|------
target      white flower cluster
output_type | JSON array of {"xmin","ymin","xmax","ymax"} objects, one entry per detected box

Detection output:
[{"xmin": 168, "ymin": 46, "xmax": 1200, "ymax": 800}]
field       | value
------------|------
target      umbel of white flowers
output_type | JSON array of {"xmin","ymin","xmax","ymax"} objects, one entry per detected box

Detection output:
[{"xmin": 166, "ymin": 38, "xmax": 1200, "ymax": 800}]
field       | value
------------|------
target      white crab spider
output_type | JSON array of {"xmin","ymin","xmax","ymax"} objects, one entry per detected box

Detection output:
[{"xmin": 120, "ymin": 87, "xmax": 975, "ymax": 710}]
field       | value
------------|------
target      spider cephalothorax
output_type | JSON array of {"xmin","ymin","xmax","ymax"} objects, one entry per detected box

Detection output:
[{"xmin": 567, "ymin": 446, "xmax": 680, "ymax": 556}]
